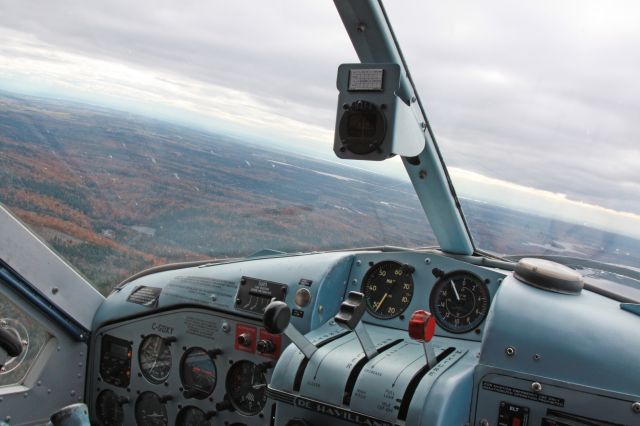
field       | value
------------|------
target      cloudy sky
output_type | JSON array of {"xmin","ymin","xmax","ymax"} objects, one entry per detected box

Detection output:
[{"xmin": 1, "ymin": 0, "xmax": 639, "ymax": 237}]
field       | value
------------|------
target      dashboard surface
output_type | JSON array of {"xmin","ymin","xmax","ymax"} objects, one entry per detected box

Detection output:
[{"xmin": 87, "ymin": 249, "xmax": 640, "ymax": 426}]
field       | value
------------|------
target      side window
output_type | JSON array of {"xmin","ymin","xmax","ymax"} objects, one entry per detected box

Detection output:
[{"xmin": 0, "ymin": 292, "xmax": 50, "ymax": 386}]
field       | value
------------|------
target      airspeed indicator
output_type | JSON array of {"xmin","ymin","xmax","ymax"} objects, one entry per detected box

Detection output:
[{"xmin": 361, "ymin": 261, "xmax": 414, "ymax": 319}]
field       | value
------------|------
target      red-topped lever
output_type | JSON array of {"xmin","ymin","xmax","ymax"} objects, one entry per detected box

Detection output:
[{"xmin": 408, "ymin": 310, "xmax": 438, "ymax": 368}]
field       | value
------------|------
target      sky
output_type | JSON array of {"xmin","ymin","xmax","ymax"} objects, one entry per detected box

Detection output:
[{"xmin": 0, "ymin": 0, "xmax": 639, "ymax": 238}]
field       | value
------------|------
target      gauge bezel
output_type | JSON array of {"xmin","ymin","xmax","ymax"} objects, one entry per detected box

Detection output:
[
  {"xmin": 225, "ymin": 360, "xmax": 267, "ymax": 416},
  {"xmin": 179, "ymin": 347, "xmax": 217, "ymax": 399},
  {"xmin": 361, "ymin": 260, "xmax": 414, "ymax": 320},
  {"xmin": 134, "ymin": 391, "xmax": 168, "ymax": 426},
  {"xmin": 429, "ymin": 270, "xmax": 490, "ymax": 334},
  {"xmin": 138, "ymin": 334, "xmax": 172, "ymax": 384},
  {"xmin": 95, "ymin": 389, "xmax": 124, "ymax": 426},
  {"xmin": 176, "ymin": 406, "xmax": 209, "ymax": 426}
]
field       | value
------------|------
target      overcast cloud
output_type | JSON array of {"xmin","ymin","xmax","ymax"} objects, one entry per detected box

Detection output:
[{"xmin": 0, "ymin": 0, "xmax": 639, "ymax": 223}]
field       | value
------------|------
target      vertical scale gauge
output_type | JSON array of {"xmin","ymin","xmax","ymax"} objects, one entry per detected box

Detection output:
[
  {"xmin": 361, "ymin": 261, "xmax": 414, "ymax": 319},
  {"xmin": 429, "ymin": 271, "xmax": 490, "ymax": 333}
]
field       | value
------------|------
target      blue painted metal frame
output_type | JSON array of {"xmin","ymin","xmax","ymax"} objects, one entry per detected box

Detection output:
[
  {"xmin": 0, "ymin": 262, "xmax": 89, "ymax": 341},
  {"xmin": 334, "ymin": 0, "xmax": 474, "ymax": 255}
]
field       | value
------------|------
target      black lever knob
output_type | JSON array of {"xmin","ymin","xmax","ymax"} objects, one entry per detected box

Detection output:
[
  {"xmin": 335, "ymin": 291, "xmax": 366, "ymax": 331},
  {"xmin": 207, "ymin": 348, "xmax": 223, "ymax": 358},
  {"xmin": 215, "ymin": 399, "xmax": 234, "ymax": 412},
  {"xmin": 159, "ymin": 395, "xmax": 173, "ymax": 403},
  {"xmin": 263, "ymin": 301, "xmax": 291, "ymax": 334}
]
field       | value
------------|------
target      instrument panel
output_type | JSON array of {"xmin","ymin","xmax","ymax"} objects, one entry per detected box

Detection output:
[
  {"xmin": 349, "ymin": 252, "xmax": 505, "ymax": 340},
  {"xmin": 89, "ymin": 308, "xmax": 283, "ymax": 426}
]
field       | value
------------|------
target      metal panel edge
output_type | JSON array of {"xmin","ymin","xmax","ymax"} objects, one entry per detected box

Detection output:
[{"xmin": 0, "ymin": 204, "xmax": 104, "ymax": 329}]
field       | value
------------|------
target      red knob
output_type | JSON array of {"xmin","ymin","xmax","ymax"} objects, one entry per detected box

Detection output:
[{"xmin": 408, "ymin": 310, "xmax": 436, "ymax": 343}]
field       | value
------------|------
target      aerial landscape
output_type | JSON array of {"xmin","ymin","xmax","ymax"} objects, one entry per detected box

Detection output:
[{"xmin": 1, "ymin": 92, "xmax": 639, "ymax": 295}]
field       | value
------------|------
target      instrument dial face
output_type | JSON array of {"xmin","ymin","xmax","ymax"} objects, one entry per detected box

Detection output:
[
  {"xmin": 95, "ymin": 389, "xmax": 123, "ymax": 426},
  {"xmin": 180, "ymin": 347, "xmax": 217, "ymax": 399},
  {"xmin": 134, "ymin": 391, "xmax": 168, "ymax": 426},
  {"xmin": 429, "ymin": 271, "xmax": 490, "ymax": 333},
  {"xmin": 361, "ymin": 261, "xmax": 414, "ymax": 319},
  {"xmin": 139, "ymin": 334, "xmax": 172, "ymax": 384},
  {"xmin": 226, "ymin": 360, "xmax": 267, "ymax": 416},
  {"xmin": 176, "ymin": 406, "xmax": 210, "ymax": 426}
]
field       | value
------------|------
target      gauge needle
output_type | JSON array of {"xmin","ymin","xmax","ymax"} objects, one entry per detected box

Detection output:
[
  {"xmin": 450, "ymin": 280, "xmax": 461, "ymax": 301},
  {"xmin": 375, "ymin": 293, "xmax": 389, "ymax": 311}
]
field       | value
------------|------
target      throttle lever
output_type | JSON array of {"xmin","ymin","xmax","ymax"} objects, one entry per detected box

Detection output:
[
  {"xmin": 263, "ymin": 301, "xmax": 317, "ymax": 359},
  {"xmin": 335, "ymin": 292, "xmax": 377, "ymax": 360}
]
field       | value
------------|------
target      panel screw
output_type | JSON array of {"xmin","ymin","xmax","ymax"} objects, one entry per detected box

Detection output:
[
  {"xmin": 632, "ymin": 401, "xmax": 640, "ymax": 413},
  {"xmin": 352, "ymin": 279, "xmax": 358, "ymax": 286},
  {"xmin": 411, "ymin": 96, "xmax": 417, "ymax": 103},
  {"xmin": 210, "ymin": 294, "xmax": 217, "ymax": 302},
  {"xmin": 356, "ymin": 23, "xmax": 366, "ymax": 32},
  {"xmin": 505, "ymin": 346, "xmax": 516, "ymax": 357},
  {"xmin": 531, "ymin": 382, "xmax": 543, "ymax": 393},
  {"xmin": 221, "ymin": 322, "xmax": 230, "ymax": 333},
  {"xmin": 424, "ymin": 258, "xmax": 431, "ymax": 264},
  {"xmin": 356, "ymin": 260, "xmax": 362, "ymax": 266},
  {"xmin": 51, "ymin": 287, "xmax": 59, "ymax": 295},
  {"xmin": 533, "ymin": 354, "xmax": 542, "ymax": 361},
  {"xmin": 318, "ymin": 305, "xmax": 324, "ymax": 314},
  {"xmin": 419, "ymin": 170, "xmax": 427, "ymax": 179}
]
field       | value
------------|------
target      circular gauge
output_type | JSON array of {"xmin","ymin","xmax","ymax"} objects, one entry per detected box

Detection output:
[
  {"xmin": 94, "ymin": 390, "xmax": 123, "ymax": 426},
  {"xmin": 226, "ymin": 360, "xmax": 267, "ymax": 415},
  {"xmin": 176, "ymin": 406, "xmax": 211, "ymax": 426},
  {"xmin": 429, "ymin": 271, "xmax": 490, "ymax": 334},
  {"xmin": 134, "ymin": 391, "xmax": 167, "ymax": 426},
  {"xmin": 361, "ymin": 261, "xmax": 414, "ymax": 319},
  {"xmin": 180, "ymin": 347, "xmax": 217, "ymax": 399},
  {"xmin": 138, "ymin": 334, "xmax": 172, "ymax": 384}
]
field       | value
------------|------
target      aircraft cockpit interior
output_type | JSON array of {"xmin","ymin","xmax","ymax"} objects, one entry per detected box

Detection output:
[{"xmin": 0, "ymin": 1, "xmax": 639, "ymax": 425}]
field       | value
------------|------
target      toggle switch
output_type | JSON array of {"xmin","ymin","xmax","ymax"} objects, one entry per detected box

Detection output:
[
  {"xmin": 264, "ymin": 301, "xmax": 317, "ymax": 359},
  {"xmin": 408, "ymin": 310, "xmax": 437, "ymax": 367},
  {"xmin": 335, "ymin": 292, "xmax": 377, "ymax": 360}
]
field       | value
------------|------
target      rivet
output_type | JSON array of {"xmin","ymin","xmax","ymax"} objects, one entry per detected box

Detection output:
[
  {"xmin": 210, "ymin": 294, "xmax": 217, "ymax": 302},
  {"xmin": 505, "ymin": 346, "xmax": 516, "ymax": 357},
  {"xmin": 632, "ymin": 401, "xmax": 640, "ymax": 413},
  {"xmin": 533, "ymin": 354, "xmax": 542, "ymax": 361},
  {"xmin": 531, "ymin": 382, "xmax": 543, "ymax": 393},
  {"xmin": 221, "ymin": 322, "xmax": 230, "ymax": 333},
  {"xmin": 419, "ymin": 170, "xmax": 427, "ymax": 179},
  {"xmin": 352, "ymin": 278, "xmax": 358, "ymax": 286},
  {"xmin": 356, "ymin": 23, "xmax": 366, "ymax": 32},
  {"xmin": 356, "ymin": 260, "xmax": 362, "ymax": 266},
  {"xmin": 424, "ymin": 258, "xmax": 431, "ymax": 264},
  {"xmin": 70, "ymin": 390, "xmax": 76, "ymax": 396},
  {"xmin": 51, "ymin": 287, "xmax": 59, "ymax": 295},
  {"xmin": 318, "ymin": 305, "xmax": 324, "ymax": 314}
]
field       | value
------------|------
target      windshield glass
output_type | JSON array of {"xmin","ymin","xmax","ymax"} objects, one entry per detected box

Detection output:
[
  {"xmin": 385, "ymin": 1, "xmax": 640, "ymax": 269},
  {"xmin": 0, "ymin": 1, "xmax": 436, "ymax": 294}
]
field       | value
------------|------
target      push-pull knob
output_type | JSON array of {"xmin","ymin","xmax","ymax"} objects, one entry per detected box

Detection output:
[
  {"xmin": 408, "ymin": 310, "xmax": 437, "ymax": 367},
  {"xmin": 335, "ymin": 292, "xmax": 377, "ymax": 360},
  {"xmin": 264, "ymin": 301, "xmax": 317, "ymax": 359}
]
